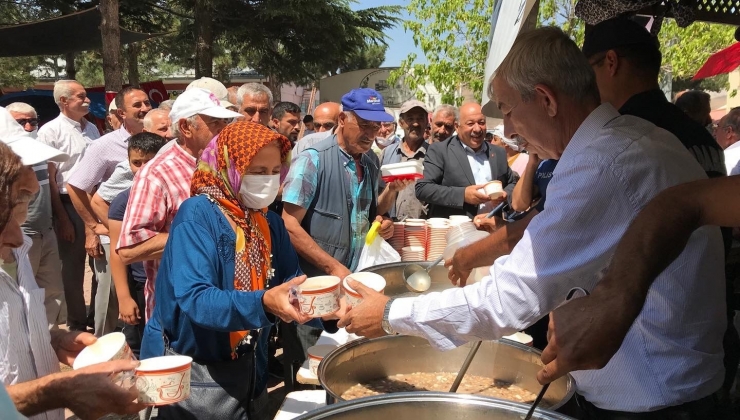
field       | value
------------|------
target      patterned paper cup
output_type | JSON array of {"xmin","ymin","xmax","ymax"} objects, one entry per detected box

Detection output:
[
  {"xmin": 343, "ymin": 272, "xmax": 386, "ymax": 308},
  {"xmin": 73, "ymin": 332, "xmax": 135, "ymax": 370},
  {"xmin": 297, "ymin": 276, "xmax": 341, "ymax": 317},
  {"xmin": 135, "ymin": 355, "xmax": 193, "ymax": 406},
  {"xmin": 483, "ymin": 180, "xmax": 504, "ymax": 200},
  {"xmin": 307, "ymin": 344, "xmax": 336, "ymax": 376}
]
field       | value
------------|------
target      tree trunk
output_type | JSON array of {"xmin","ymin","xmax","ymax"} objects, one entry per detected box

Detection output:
[
  {"xmin": 100, "ymin": 0, "xmax": 123, "ymax": 91},
  {"xmin": 65, "ymin": 52, "xmax": 77, "ymax": 80},
  {"xmin": 127, "ymin": 44, "xmax": 140, "ymax": 87},
  {"xmin": 194, "ymin": 0, "xmax": 213, "ymax": 77}
]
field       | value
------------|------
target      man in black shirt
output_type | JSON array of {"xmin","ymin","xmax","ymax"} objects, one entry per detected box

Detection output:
[
  {"xmin": 583, "ymin": 17, "xmax": 737, "ymax": 395},
  {"xmin": 582, "ymin": 17, "xmax": 726, "ymax": 178}
]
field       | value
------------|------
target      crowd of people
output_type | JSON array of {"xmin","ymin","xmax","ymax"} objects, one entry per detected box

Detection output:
[{"xmin": 1, "ymin": 15, "xmax": 740, "ymax": 420}]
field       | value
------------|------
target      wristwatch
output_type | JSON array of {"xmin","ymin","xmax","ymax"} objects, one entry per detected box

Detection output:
[{"xmin": 381, "ymin": 297, "xmax": 397, "ymax": 335}]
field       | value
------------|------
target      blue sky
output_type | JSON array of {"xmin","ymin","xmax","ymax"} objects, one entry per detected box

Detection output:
[{"xmin": 352, "ymin": 0, "xmax": 428, "ymax": 67}]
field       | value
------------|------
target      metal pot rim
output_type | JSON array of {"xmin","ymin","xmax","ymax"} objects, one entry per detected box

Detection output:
[
  {"xmin": 293, "ymin": 391, "xmax": 576, "ymax": 420},
  {"xmin": 317, "ymin": 335, "xmax": 576, "ymax": 410}
]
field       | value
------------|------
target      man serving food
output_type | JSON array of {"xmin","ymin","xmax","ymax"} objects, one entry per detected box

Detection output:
[{"xmin": 339, "ymin": 27, "xmax": 726, "ymax": 419}]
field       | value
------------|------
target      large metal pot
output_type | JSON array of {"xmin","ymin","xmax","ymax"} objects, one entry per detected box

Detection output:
[
  {"xmin": 318, "ymin": 335, "xmax": 575, "ymax": 410},
  {"xmin": 294, "ymin": 392, "xmax": 576, "ymax": 420},
  {"xmin": 360, "ymin": 261, "xmax": 454, "ymax": 298}
]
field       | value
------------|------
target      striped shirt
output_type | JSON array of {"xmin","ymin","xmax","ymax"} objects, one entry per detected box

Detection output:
[
  {"xmin": 389, "ymin": 104, "xmax": 725, "ymax": 412},
  {"xmin": 36, "ymin": 114, "xmax": 100, "ymax": 194},
  {"xmin": 66, "ymin": 126, "xmax": 130, "ymax": 193},
  {"xmin": 117, "ymin": 141, "xmax": 196, "ymax": 320},
  {"xmin": 0, "ymin": 237, "xmax": 62, "ymax": 420}
]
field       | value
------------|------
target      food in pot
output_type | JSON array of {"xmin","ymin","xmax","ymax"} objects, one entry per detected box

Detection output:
[{"xmin": 340, "ymin": 372, "xmax": 538, "ymax": 403}]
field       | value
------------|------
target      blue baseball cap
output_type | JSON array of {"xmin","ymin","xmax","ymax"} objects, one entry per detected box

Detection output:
[{"xmin": 341, "ymin": 88, "xmax": 395, "ymax": 122}]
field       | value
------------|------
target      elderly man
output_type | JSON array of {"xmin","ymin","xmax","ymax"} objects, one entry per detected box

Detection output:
[
  {"xmin": 293, "ymin": 102, "xmax": 341, "ymax": 156},
  {"xmin": 538, "ymin": 176, "xmax": 740, "ymax": 387},
  {"xmin": 715, "ymin": 107, "xmax": 740, "ymax": 174},
  {"xmin": 4, "ymin": 105, "xmax": 65, "ymax": 329},
  {"xmin": 66, "ymin": 86, "xmax": 152, "ymax": 337},
  {"xmin": 430, "ymin": 104, "xmax": 457, "ymax": 143},
  {"xmin": 36, "ymin": 80, "xmax": 100, "ymax": 332},
  {"xmin": 106, "ymin": 101, "xmax": 122, "ymax": 132},
  {"xmin": 0, "ymin": 139, "xmax": 145, "ymax": 420},
  {"xmin": 675, "ymin": 90, "xmax": 713, "ymax": 129},
  {"xmin": 6, "ymin": 102, "xmax": 39, "ymax": 137},
  {"xmin": 187, "ymin": 76, "xmax": 237, "ymax": 109},
  {"xmin": 143, "ymin": 108, "xmax": 171, "ymax": 139},
  {"xmin": 281, "ymin": 89, "xmax": 394, "ymax": 377},
  {"xmin": 237, "ymin": 82, "xmax": 272, "ymax": 125},
  {"xmin": 341, "ymin": 27, "xmax": 726, "ymax": 418},
  {"xmin": 415, "ymin": 102, "xmax": 516, "ymax": 218},
  {"xmin": 117, "ymin": 88, "xmax": 240, "ymax": 320},
  {"xmin": 378, "ymin": 99, "xmax": 430, "ymax": 220},
  {"xmin": 271, "ymin": 101, "xmax": 302, "ymax": 146}
]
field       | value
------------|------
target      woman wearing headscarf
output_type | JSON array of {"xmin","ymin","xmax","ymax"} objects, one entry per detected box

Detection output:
[{"xmin": 141, "ymin": 121, "xmax": 338, "ymax": 419}]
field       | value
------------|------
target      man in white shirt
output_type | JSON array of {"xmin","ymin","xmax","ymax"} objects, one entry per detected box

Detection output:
[
  {"xmin": 340, "ymin": 27, "xmax": 726, "ymax": 418},
  {"xmin": 715, "ymin": 107, "xmax": 740, "ymax": 174},
  {"xmin": 36, "ymin": 80, "xmax": 100, "ymax": 332},
  {"xmin": 0, "ymin": 138, "xmax": 144, "ymax": 420},
  {"xmin": 66, "ymin": 87, "xmax": 152, "ymax": 337}
]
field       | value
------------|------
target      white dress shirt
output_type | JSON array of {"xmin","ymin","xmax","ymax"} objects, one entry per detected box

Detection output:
[
  {"xmin": 0, "ymin": 237, "xmax": 63, "ymax": 420},
  {"xmin": 724, "ymin": 141, "xmax": 740, "ymax": 175},
  {"xmin": 36, "ymin": 114, "xmax": 100, "ymax": 194},
  {"xmin": 389, "ymin": 104, "xmax": 725, "ymax": 412}
]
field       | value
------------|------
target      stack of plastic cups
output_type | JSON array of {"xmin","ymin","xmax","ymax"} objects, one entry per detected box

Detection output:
[
  {"xmin": 426, "ymin": 218, "xmax": 450, "ymax": 261},
  {"xmin": 389, "ymin": 221, "xmax": 405, "ymax": 253},
  {"xmin": 403, "ymin": 219, "xmax": 427, "ymax": 261}
]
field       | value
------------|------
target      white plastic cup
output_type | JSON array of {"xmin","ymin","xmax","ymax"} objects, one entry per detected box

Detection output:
[
  {"xmin": 134, "ymin": 355, "xmax": 193, "ymax": 406},
  {"xmin": 73, "ymin": 332, "xmax": 135, "ymax": 370},
  {"xmin": 307, "ymin": 344, "xmax": 336, "ymax": 376},
  {"xmin": 343, "ymin": 272, "xmax": 386, "ymax": 307},
  {"xmin": 297, "ymin": 276, "xmax": 341, "ymax": 317},
  {"xmin": 483, "ymin": 180, "xmax": 504, "ymax": 199}
]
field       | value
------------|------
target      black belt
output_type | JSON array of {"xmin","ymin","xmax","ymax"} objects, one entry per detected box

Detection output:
[{"xmin": 574, "ymin": 393, "xmax": 723, "ymax": 420}]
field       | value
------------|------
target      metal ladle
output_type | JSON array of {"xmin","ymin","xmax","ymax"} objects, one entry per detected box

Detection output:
[{"xmin": 402, "ymin": 253, "xmax": 445, "ymax": 293}]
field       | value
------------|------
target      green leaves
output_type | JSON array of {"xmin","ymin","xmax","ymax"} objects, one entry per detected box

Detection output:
[{"xmin": 390, "ymin": 0, "xmax": 494, "ymax": 105}]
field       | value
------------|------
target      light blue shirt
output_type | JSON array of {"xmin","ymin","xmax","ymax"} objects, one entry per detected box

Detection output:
[
  {"xmin": 389, "ymin": 104, "xmax": 725, "ymax": 412},
  {"xmin": 0, "ymin": 383, "xmax": 25, "ymax": 419},
  {"xmin": 461, "ymin": 141, "xmax": 492, "ymax": 185}
]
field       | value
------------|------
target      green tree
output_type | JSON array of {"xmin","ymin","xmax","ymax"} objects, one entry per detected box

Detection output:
[
  {"xmin": 336, "ymin": 43, "xmax": 388, "ymax": 74},
  {"xmin": 538, "ymin": 0, "xmax": 583, "ymax": 46},
  {"xmin": 658, "ymin": 20, "xmax": 735, "ymax": 92},
  {"xmin": 390, "ymin": 0, "xmax": 494, "ymax": 105}
]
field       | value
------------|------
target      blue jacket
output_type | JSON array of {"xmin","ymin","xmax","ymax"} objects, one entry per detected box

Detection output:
[{"xmin": 141, "ymin": 195, "xmax": 331, "ymax": 395}]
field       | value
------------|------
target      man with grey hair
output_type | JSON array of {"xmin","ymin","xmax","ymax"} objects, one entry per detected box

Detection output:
[
  {"xmin": 117, "ymin": 88, "xmax": 240, "ymax": 320},
  {"xmin": 36, "ymin": 80, "xmax": 100, "ymax": 332},
  {"xmin": 237, "ymin": 82, "xmax": 272, "ymax": 126},
  {"xmin": 143, "ymin": 108, "xmax": 171, "ymax": 140},
  {"xmin": 157, "ymin": 99, "xmax": 175, "ymax": 111},
  {"xmin": 6, "ymin": 102, "xmax": 38, "ymax": 137},
  {"xmin": 715, "ymin": 107, "xmax": 740, "ymax": 174},
  {"xmin": 430, "ymin": 104, "xmax": 457, "ymax": 143},
  {"xmin": 5, "ymin": 103, "xmax": 66, "ymax": 329},
  {"xmin": 340, "ymin": 27, "xmax": 727, "ymax": 418}
]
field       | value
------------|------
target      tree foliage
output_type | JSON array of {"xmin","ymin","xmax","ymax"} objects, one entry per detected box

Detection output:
[{"xmin": 390, "ymin": 0, "xmax": 494, "ymax": 105}]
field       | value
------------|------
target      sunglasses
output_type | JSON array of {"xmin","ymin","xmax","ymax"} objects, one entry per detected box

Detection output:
[
  {"xmin": 314, "ymin": 122, "xmax": 336, "ymax": 130},
  {"xmin": 16, "ymin": 118, "xmax": 38, "ymax": 127}
]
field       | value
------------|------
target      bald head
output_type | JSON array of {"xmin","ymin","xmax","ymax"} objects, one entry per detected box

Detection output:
[
  {"xmin": 457, "ymin": 103, "xmax": 486, "ymax": 150},
  {"xmin": 313, "ymin": 102, "xmax": 341, "ymax": 132}
]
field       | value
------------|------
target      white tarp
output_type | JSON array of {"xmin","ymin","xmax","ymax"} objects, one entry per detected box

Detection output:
[{"xmin": 481, "ymin": 0, "xmax": 539, "ymax": 118}]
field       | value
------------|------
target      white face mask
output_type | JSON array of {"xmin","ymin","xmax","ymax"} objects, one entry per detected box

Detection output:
[
  {"xmin": 375, "ymin": 136, "xmax": 396, "ymax": 148},
  {"xmin": 238, "ymin": 174, "xmax": 280, "ymax": 210},
  {"xmin": 501, "ymin": 138, "xmax": 521, "ymax": 152}
]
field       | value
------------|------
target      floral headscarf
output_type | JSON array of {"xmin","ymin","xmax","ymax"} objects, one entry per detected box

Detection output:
[{"xmin": 190, "ymin": 121, "xmax": 291, "ymax": 356}]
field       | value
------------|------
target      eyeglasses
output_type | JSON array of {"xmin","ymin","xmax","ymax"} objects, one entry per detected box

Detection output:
[
  {"xmin": 314, "ymin": 122, "xmax": 336, "ymax": 130},
  {"xmin": 242, "ymin": 107, "xmax": 270, "ymax": 115},
  {"xmin": 15, "ymin": 118, "xmax": 38, "ymax": 127}
]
